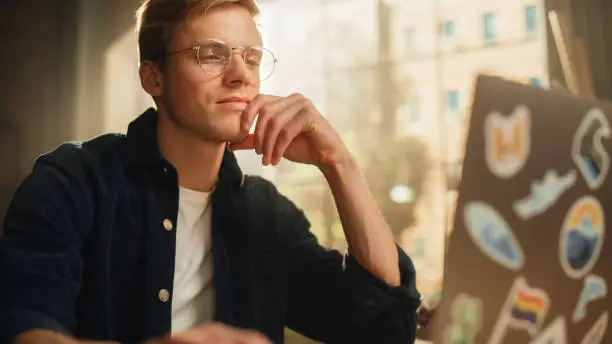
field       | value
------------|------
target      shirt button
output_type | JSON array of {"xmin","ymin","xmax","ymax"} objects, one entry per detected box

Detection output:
[
  {"xmin": 162, "ymin": 167, "xmax": 168, "ymax": 176},
  {"xmin": 162, "ymin": 218, "xmax": 173, "ymax": 231},
  {"xmin": 158, "ymin": 289, "xmax": 170, "ymax": 303}
]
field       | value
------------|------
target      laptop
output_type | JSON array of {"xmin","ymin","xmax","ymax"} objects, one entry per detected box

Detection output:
[{"xmin": 427, "ymin": 74, "xmax": 611, "ymax": 344}]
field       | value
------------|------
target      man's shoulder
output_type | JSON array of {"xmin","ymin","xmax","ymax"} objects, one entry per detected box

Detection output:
[
  {"xmin": 82, "ymin": 133, "xmax": 126, "ymax": 155},
  {"xmin": 241, "ymin": 175, "xmax": 284, "ymax": 207},
  {"xmin": 32, "ymin": 133, "xmax": 127, "ymax": 193},
  {"xmin": 242, "ymin": 174, "xmax": 275, "ymax": 194},
  {"xmin": 8, "ymin": 134, "xmax": 126, "ymax": 222},
  {"xmin": 241, "ymin": 174, "xmax": 309, "ymax": 225},
  {"xmin": 39, "ymin": 133, "xmax": 126, "ymax": 168}
]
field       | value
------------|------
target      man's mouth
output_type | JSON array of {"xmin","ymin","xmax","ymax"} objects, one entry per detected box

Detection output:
[
  {"xmin": 217, "ymin": 97, "xmax": 249, "ymax": 111},
  {"xmin": 217, "ymin": 97, "xmax": 249, "ymax": 104}
]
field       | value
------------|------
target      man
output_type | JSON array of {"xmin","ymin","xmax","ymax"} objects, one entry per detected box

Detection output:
[{"xmin": 0, "ymin": 0, "xmax": 422, "ymax": 343}]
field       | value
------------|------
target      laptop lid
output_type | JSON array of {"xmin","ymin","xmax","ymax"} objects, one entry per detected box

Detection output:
[{"xmin": 429, "ymin": 74, "xmax": 612, "ymax": 344}]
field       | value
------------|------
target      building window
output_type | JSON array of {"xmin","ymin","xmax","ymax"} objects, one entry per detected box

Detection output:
[
  {"xmin": 529, "ymin": 77, "xmax": 542, "ymax": 88},
  {"xmin": 407, "ymin": 94, "xmax": 420, "ymax": 122},
  {"xmin": 440, "ymin": 20, "xmax": 455, "ymax": 38},
  {"xmin": 446, "ymin": 90, "xmax": 459, "ymax": 111},
  {"xmin": 412, "ymin": 237, "xmax": 425, "ymax": 259},
  {"xmin": 401, "ymin": 94, "xmax": 420, "ymax": 123},
  {"xmin": 404, "ymin": 26, "xmax": 416, "ymax": 54},
  {"xmin": 525, "ymin": 6, "xmax": 537, "ymax": 37},
  {"xmin": 483, "ymin": 13, "xmax": 497, "ymax": 45}
]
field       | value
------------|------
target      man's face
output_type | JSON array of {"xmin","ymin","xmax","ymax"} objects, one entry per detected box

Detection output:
[{"xmin": 159, "ymin": 5, "xmax": 261, "ymax": 143}]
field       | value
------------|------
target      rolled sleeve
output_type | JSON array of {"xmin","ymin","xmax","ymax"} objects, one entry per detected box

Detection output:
[
  {"xmin": 276, "ymin": 207, "xmax": 420, "ymax": 342},
  {"xmin": 286, "ymin": 231, "xmax": 421, "ymax": 344},
  {"xmin": 340, "ymin": 245, "xmax": 421, "ymax": 341},
  {"xmin": 342, "ymin": 244, "xmax": 422, "ymax": 317}
]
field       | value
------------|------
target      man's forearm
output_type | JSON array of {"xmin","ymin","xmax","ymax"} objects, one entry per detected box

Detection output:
[
  {"xmin": 14, "ymin": 330, "xmax": 119, "ymax": 344},
  {"xmin": 320, "ymin": 155, "xmax": 401, "ymax": 286},
  {"xmin": 14, "ymin": 330, "xmax": 77, "ymax": 344}
]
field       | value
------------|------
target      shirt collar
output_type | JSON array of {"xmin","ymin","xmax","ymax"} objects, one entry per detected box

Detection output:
[{"xmin": 123, "ymin": 107, "xmax": 244, "ymax": 188}]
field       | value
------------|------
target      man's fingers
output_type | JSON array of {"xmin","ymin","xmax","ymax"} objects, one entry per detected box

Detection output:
[
  {"xmin": 168, "ymin": 322, "xmax": 272, "ymax": 344},
  {"xmin": 235, "ymin": 329, "xmax": 273, "ymax": 344},
  {"xmin": 262, "ymin": 100, "xmax": 306, "ymax": 165},
  {"xmin": 271, "ymin": 111, "xmax": 308, "ymax": 165},
  {"xmin": 252, "ymin": 102, "xmax": 287, "ymax": 155},
  {"xmin": 239, "ymin": 93, "xmax": 315, "ymax": 166},
  {"xmin": 253, "ymin": 112, "xmax": 270, "ymax": 155},
  {"xmin": 241, "ymin": 94, "xmax": 279, "ymax": 133},
  {"xmin": 170, "ymin": 323, "xmax": 230, "ymax": 343},
  {"xmin": 241, "ymin": 95, "xmax": 265, "ymax": 132},
  {"xmin": 245, "ymin": 94, "xmax": 303, "ymax": 155}
]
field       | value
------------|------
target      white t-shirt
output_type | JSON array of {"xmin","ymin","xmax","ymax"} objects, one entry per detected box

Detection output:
[{"xmin": 171, "ymin": 187, "xmax": 215, "ymax": 334}]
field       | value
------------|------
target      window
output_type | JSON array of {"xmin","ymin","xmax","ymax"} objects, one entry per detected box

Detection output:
[
  {"xmin": 441, "ymin": 20, "xmax": 455, "ymax": 38},
  {"xmin": 529, "ymin": 77, "xmax": 542, "ymax": 88},
  {"xmin": 412, "ymin": 237, "xmax": 425, "ymax": 259},
  {"xmin": 407, "ymin": 94, "xmax": 420, "ymax": 122},
  {"xmin": 400, "ymin": 94, "xmax": 420, "ymax": 123},
  {"xmin": 404, "ymin": 26, "xmax": 416, "ymax": 54},
  {"xmin": 446, "ymin": 90, "xmax": 459, "ymax": 111},
  {"xmin": 525, "ymin": 6, "xmax": 537, "ymax": 37},
  {"xmin": 483, "ymin": 13, "xmax": 497, "ymax": 45}
]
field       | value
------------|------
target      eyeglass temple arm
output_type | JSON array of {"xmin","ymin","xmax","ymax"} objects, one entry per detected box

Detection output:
[{"xmin": 167, "ymin": 45, "xmax": 198, "ymax": 56}]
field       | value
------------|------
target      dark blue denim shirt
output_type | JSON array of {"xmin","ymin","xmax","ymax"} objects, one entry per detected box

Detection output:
[{"xmin": 0, "ymin": 108, "xmax": 421, "ymax": 344}]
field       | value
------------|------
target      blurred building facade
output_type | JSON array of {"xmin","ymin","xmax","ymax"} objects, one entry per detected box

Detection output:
[{"xmin": 391, "ymin": 0, "xmax": 550, "ymax": 294}]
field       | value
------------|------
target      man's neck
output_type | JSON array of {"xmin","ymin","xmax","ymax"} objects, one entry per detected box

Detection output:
[{"xmin": 156, "ymin": 115, "xmax": 225, "ymax": 193}]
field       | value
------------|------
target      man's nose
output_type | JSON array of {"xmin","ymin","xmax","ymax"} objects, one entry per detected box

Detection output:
[{"xmin": 223, "ymin": 52, "xmax": 254, "ymax": 86}]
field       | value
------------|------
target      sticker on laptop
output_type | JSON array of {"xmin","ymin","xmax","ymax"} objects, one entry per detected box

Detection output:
[
  {"xmin": 443, "ymin": 294, "xmax": 483, "ymax": 344},
  {"xmin": 487, "ymin": 276, "xmax": 550, "ymax": 344},
  {"xmin": 559, "ymin": 196, "xmax": 605, "ymax": 279},
  {"xmin": 513, "ymin": 169, "xmax": 577, "ymax": 220},
  {"xmin": 464, "ymin": 202, "xmax": 524, "ymax": 271},
  {"xmin": 581, "ymin": 312, "xmax": 608, "ymax": 344},
  {"xmin": 572, "ymin": 108, "xmax": 611, "ymax": 190},
  {"xmin": 573, "ymin": 274, "xmax": 607, "ymax": 323},
  {"xmin": 484, "ymin": 105, "xmax": 531, "ymax": 179},
  {"xmin": 528, "ymin": 316, "xmax": 567, "ymax": 344}
]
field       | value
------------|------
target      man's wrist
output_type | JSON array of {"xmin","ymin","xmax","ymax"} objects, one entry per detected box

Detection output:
[{"xmin": 318, "ymin": 152, "xmax": 358, "ymax": 181}]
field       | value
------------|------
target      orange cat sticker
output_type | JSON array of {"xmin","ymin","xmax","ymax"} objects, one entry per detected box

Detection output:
[{"xmin": 485, "ymin": 106, "xmax": 531, "ymax": 178}]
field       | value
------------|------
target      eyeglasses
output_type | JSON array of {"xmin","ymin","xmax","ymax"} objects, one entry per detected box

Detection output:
[{"xmin": 168, "ymin": 39, "xmax": 277, "ymax": 82}]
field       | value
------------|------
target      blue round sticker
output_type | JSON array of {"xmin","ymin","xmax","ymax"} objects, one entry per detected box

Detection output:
[{"xmin": 559, "ymin": 196, "xmax": 605, "ymax": 279}]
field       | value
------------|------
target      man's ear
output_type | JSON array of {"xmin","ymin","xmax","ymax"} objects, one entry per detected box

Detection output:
[{"xmin": 139, "ymin": 60, "xmax": 163, "ymax": 97}]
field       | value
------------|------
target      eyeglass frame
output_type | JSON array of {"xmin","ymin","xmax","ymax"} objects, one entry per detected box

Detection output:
[{"xmin": 167, "ymin": 39, "xmax": 277, "ymax": 81}]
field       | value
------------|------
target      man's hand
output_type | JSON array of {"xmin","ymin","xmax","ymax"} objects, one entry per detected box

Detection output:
[
  {"xmin": 416, "ymin": 305, "xmax": 438, "ymax": 340},
  {"xmin": 148, "ymin": 323, "xmax": 272, "ymax": 344},
  {"xmin": 230, "ymin": 93, "xmax": 401, "ymax": 287},
  {"xmin": 229, "ymin": 93, "xmax": 351, "ymax": 169},
  {"xmin": 14, "ymin": 330, "xmax": 120, "ymax": 344},
  {"xmin": 14, "ymin": 324, "xmax": 270, "ymax": 344}
]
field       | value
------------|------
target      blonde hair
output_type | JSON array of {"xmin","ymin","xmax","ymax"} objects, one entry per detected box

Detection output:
[{"xmin": 135, "ymin": 0, "xmax": 260, "ymax": 69}]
